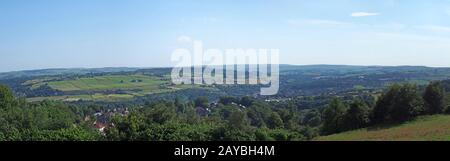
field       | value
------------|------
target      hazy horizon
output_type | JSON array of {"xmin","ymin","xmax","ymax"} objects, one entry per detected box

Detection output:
[
  {"xmin": 3, "ymin": 63, "xmax": 450, "ymax": 74},
  {"xmin": 2, "ymin": 0, "xmax": 450, "ymax": 72}
]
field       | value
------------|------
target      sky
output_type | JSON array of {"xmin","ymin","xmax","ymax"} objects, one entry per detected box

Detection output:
[{"xmin": 1, "ymin": 0, "xmax": 450, "ymax": 72}]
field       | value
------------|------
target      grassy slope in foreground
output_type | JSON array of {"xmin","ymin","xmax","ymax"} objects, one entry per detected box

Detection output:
[{"xmin": 317, "ymin": 115, "xmax": 450, "ymax": 141}]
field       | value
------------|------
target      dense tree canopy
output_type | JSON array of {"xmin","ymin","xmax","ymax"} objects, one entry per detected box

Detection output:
[
  {"xmin": 0, "ymin": 85, "xmax": 101, "ymax": 141},
  {"xmin": 0, "ymin": 84, "xmax": 14, "ymax": 109},
  {"xmin": 423, "ymin": 81, "xmax": 445, "ymax": 114},
  {"xmin": 320, "ymin": 83, "xmax": 449, "ymax": 135},
  {"xmin": 321, "ymin": 98, "xmax": 347, "ymax": 135},
  {"xmin": 342, "ymin": 99, "xmax": 369, "ymax": 131}
]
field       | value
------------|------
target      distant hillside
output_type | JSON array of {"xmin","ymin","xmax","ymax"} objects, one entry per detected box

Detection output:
[
  {"xmin": 3, "ymin": 65, "xmax": 450, "ymax": 105},
  {"xmin": 3, "ymin": 65, "xmax": 450, "ymax": 80},
  {"xmin": 0, "ymin": 67, "xmax": 142, "ymax": 79},
  {"xmin": 316, "ymin": 115, "xmax": 450, "ymax": 141}
]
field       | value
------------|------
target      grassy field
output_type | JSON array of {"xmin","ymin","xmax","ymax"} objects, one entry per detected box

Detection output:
[
  {"xmin": 47, "ymin": 75, "xmax": 165, "ymax": 92},
  {"xmin": 25, "ymin": 74, "xmax": 202, "ymax": 102},
  {"xmin": 317, "ymin": 115, "xmax": 450, "ymax": 141}
]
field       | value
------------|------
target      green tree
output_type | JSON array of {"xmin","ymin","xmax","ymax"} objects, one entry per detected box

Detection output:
[
  {"xmin": 255, "ymin": 128, "xmax": 275, "ymax": 141},
  {"xmin": 0, "ymin": 84, "xmax": 14, "ymax": 109},
  {"xmin": 371, "ymin": 84, "xmax": 424, "ymax": 124},
  {"xmin": 220, "ymin": 109, "xmax": 255, "ymax": 141},
  {"xmin": 342, "ymin": 99, "xmax": 370, "ymax": 131},
  {"xmin": 371, "ymin": 85, "xmax": 399, "ymax": 124},
  {"xmin": 321, "ymin": 98, "xmax": 347, "ymax": 135},
  {"xmin": 267, "ymin": 112, "xmax": 284, "ymax": 129},
  {"xmin": 145, "ymin": 103, "xmax": 176, "ymax": 124},
  {"xmin": 390, "ymin": 84, "xmax": 423, "ymax": 122},
  {"xmin": 240, "ymin": 96, "xmax": 254, "ymax": 107},
  {"xmin": 108, "ymin": 113, "xmax": 146, "ymax": 141},
  {"xmin": 303, "ymin": 110, "xmax": 322, "ymax": 127},
  {"xmin": 227, "ymin": 109, "xmax": 249, "ymax": 130},
  {"xmin": 247, "ymin": 109, "xmax": 265, "ymax": 127},
  {"xmin": 423, "ymin": 81, "xmax": 446, "ymax": 114}
]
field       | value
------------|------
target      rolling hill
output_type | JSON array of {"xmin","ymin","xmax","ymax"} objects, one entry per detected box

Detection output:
[
  {"xmin": 0, "ymin": 67, "xmax": 142, "ymax": 79},
  {"xmin": 317, "ymin": 115, "xmax": 450, "ymax": 141},
  {"xmin": 3, "ymin": 65, "xmax": 450, "ymax": 103}
]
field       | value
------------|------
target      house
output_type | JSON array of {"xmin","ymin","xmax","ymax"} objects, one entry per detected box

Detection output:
[{"xmin": 93, "ymin": 121, "xmax": 108, "ymax": 133}]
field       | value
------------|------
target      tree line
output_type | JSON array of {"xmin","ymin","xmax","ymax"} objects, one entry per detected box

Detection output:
[
  {"xmin": 0, "ymin": 84, "xmax": 103, "ymax": 141},
  {"xmin": 321, "ymin": 82, "xmax": 447, "ymax": 135},
  {"xmin": 105, "ymin": 96, "xmax": 316, "ymax": 141}
]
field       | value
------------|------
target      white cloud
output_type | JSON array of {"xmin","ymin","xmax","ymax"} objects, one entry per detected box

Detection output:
[
  {"xmin": 177, "ymin": 35, "xmax": 192, "ymax": 43},
  {"xmin": 351, "ymin": 12, "xmax": 380, "ymax": 17}
]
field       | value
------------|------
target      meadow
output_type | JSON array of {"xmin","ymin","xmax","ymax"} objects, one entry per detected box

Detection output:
[
  {"xmin": 47, "ymin": 75, "xmax": 164, "ymax": 92},
  {"xmin": 25, "ymin": 74, "xmax": 198, "ymax": 102},
  {"xmin": 317, "ymin": 115, "xmax": 450, "ymax": 141}
]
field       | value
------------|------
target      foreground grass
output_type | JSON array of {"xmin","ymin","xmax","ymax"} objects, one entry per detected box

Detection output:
[{"xmin": 317, "ymin": 115, "xmax": 450, "ymax": 141}]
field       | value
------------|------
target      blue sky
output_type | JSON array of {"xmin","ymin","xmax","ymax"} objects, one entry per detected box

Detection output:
[{"xmin": 1, "ymin": 0, "xmax": 450, "ymax": 72}]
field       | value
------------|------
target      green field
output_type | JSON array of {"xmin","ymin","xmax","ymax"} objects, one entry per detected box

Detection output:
[
  {"xmin": 25, "ymin": 74, "xmax": 200, "ymax": 102},
  {"xmin": 47, "ymin": 75, "xmax": 165, "ymax": 92},
  {"xmin": 317, "ymin": 115, "xmax": 450, "ymax": 141}
]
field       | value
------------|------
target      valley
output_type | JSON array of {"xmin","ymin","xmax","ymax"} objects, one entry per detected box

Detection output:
[
  {"xmin": 3, "ymin": 65, "xmax": 450, "ymax": 105},
  {"xmin": 1, "ymin": 65, "xmax": 450, "ymax": 141}
]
